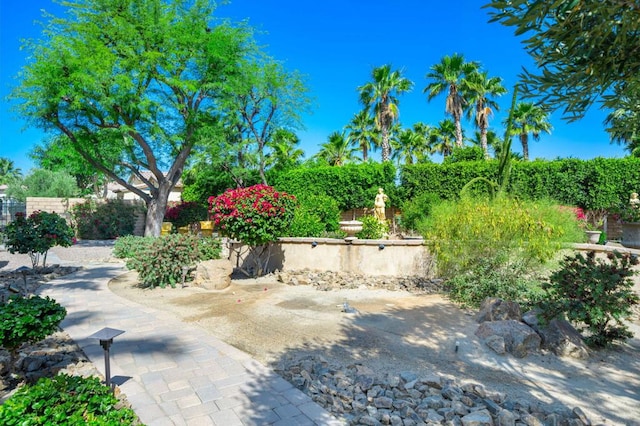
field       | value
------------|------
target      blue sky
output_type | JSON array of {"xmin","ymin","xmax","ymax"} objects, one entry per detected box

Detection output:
[{"xmin": 0, "ymin": 0, "xmax": 628, "ymax": 174}]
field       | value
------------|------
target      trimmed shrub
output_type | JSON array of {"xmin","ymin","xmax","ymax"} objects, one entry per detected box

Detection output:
[
  {"xmin": 113, "ymin": 235, "xmax": 155, "ymax": 261},
  {"xmin": 288, "ymin": 194, "xmax": 341, "ymax": 237},
  {"xmin": 541, "ymin": 251, "xmax": 640, "ymax": 348},
  {"xmin": 71, "ymin": 199, "xmax": 142, "ymax": 240},
  {"xmin": 398, "ymin": 192, "xmax": 441, "ymax": 233},
  {"xmin": 0, "ymin": 374, "xmax": 139, "ymax": 425}
]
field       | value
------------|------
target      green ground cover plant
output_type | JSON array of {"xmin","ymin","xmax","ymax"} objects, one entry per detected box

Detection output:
[
  {"xmin": 0, "ymin": 374, "xmax": 141, "ymax": 425},
  {"xmin": 541, "ymin": 250, "xmax": 640, "ymax": 348},
  {"xmin": 425, "ymin": 196, "xmax": 583, "ymax": 308}
]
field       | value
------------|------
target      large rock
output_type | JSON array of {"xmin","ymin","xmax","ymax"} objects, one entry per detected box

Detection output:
[
  {"xmin": 192, "ymin": 259, "xmax": 233, "ymax": 290},
  {"xmin": 475, "ymin": 320, "xmax": 541, "ymax": 358},
  {"xmin": 522, "ymin": 310, "xmax": 589, "ymax": 359},
  {"xmin": 476, "ymin": 297, "xmax": 522, "ymax": 323}
]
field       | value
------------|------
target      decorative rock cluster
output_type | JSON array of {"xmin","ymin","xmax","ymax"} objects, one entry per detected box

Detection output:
[
  {"xmin": 277, "ymin": 270, "xmax": 446, "ymax": 294},
  {"xmin": 474, "ymin": 298, "xmax": 590, "ymax": 360},
  {"xmin": 0, "ymin": 266, "xmax": 79, "ymax": 302},
  {"xmin": 276, "ymin": 355, "xmax": 595, "ymax": 426}
]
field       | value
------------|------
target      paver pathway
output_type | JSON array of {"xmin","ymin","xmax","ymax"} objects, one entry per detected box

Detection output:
[{"xmin": 37, "ymin": 264, "xmax": 343, "ymax": 426}]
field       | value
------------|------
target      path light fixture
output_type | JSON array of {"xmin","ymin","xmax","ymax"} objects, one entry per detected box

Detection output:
[
  {"xmin": 88, "ymin": 327, "xmax": 125, "ymax": 390},
  {"xmin": 311, "ymin": 241, "xmax": 318, "ymax": 248},
  {"xmin": 378, "ymin": 244, "xmax": 385, "ymax": 250}
]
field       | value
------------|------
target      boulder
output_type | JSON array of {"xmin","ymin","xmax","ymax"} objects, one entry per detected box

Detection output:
[
  {"xmin": 476, "ymin": 297, "xmax": 522, "ymax": 323},
  {"xmin": 539, "ymin": 318, "xmax": 590, "ymax": 359},
  {"xmin": 192, "ymin": 259, "xmax": 233, "ymax": 290},
  {"xmin": 475, "ymin": 320, "xmax": 541, "ymax": 358}
]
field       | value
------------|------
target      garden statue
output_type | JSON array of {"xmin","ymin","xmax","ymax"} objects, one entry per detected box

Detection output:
[
  {"xmin": 374, "ymin": 188, "xmax": 388, "ymax": 222},
  {"xmin": 631, "ymin": 192, "xmax": 640, "ymax": 208}
]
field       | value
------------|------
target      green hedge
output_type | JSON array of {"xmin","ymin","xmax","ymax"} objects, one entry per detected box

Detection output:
[
  {"xmin": 400, "ymin": 157, "xmax": 640, "ymax": 209},
  {"xmin": 273, "ymin": 162, "xmax": 397, "ymax": 210}
]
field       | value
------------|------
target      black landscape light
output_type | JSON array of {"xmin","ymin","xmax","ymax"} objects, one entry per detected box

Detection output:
[
  {"xmin": 88, "ymin": 327, "xmax": 125, "ymax": 390},
  {"xmin": 311, "ymin": 241, "xmax": 318, "ymax": 248},
  {"xmin": 378, "ymin": 244, "xmax": 385, "ymax": 250}
]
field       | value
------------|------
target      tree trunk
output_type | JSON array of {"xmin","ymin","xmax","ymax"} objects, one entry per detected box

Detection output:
[
  {"xmin": 520, "ymin": 133, "xmax": 529, "ymax": 161},
  {"xmin": 480, "ymin": 126, "xmax": 490, "ymax": 160},
  {"xmin": 381, "ymin": 127, "xmax": 391, "ymax": 162},
  {"xmin": 454, "ymin": 117, "xmax": 464, "ymax": 148},
  {"xmin": 143, "ymin": 184, "xmax": 172, "ymax": 237}
]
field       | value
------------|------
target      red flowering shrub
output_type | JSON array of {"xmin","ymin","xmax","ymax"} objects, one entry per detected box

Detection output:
[
  {"xmin": 165, "ymin": 201, "xmax": 208, "ymax": 229},
  {"xmin": 209, "ymin": 184, "xmax": 297, "ymax": 246}
]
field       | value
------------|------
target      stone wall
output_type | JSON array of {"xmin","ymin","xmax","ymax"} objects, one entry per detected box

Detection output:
[{"xmin": 228, "ymin": 237, "xmax": 435, "ymax": 278}]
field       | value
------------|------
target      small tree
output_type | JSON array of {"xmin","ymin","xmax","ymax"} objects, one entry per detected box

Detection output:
[
  {"xmin": 4, "ymin": 211, "xmax": 74, "ymax": 268},
  {"xmin": 542, "ymin": 250, "xmax": 640, "ymax": 348},
  {"xmin": 209, "ymin": 184, "xmax": 297, "ymax": 276}
]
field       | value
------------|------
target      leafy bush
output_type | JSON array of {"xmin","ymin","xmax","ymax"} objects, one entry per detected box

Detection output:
[
  {"xmin": 4, "ymin": 211, "xmax": 75, "ymax": 268},
  {"xmin": 71, "ymin": 199, "xmax": 142, "ymax": 240},
  {"xmin": 287, "ymin": 194, "xmax": 341, "ymax": 237},
  {"xmin": 164, "ymin": 201, "xmax": 208, "ymax": 229},
  {"xmin": 130, "ymin": 234, "xmax": 202, "ymax": 288},
  {"xmin": 0, "ymin": 296, "xmax": 67, "ymax": 352},
  {"xmin": 445, "ymin": 258, "xmax": 546, "ymax": 309},
  {"xmin": 4, "ymin": 169, "xmax": 80, "ymax": 201},
  {"xmin": 113, "ymin": 235, "xmax": 155, "ymax": 260},
  {"xmin": 541, "ymin": 251, "xmax": 640, "ymax": 348},
  {"xmin": 398, "ymin": 192, "xmax": 441, "ymax": 233},
  {"xmin": 356, "ymin": 215, "xmax": 389, "ymax": 239},
  {"xmin": 197, "ymin": 237, "xmax": 222, "ymax": 261},
  {"xmin": 0, "ymin": 374, "xmax": 139, "ymax": 425}
]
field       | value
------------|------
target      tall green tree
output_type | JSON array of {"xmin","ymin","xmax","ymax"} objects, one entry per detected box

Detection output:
[
  {"xmin": 6, "ymin": 169, "xmax": 80, "ymax": 201},
  {"xmin": 346, "ymin": 110, "xmax": 379, "ymax": 162},
  {"xmin": 486, "ymin": 1, "xmax": 640, "ymax": 134},
  {"xmin": 313, "ymin": 131, "xmax": 357, "ymax": 166},
  {"xmin": 11, "ymin": 0, "xmax": 256, "ymax": 236},
  {"xmin": 358, "ymin": 65, "xmax": 413, "ymax": 162},
  {"xmin": 508, "ymin": 102, "xmax": 552, "ymax": 161},
  {"xmin": 221, "ymin": 58, "xmax": 310, "ymax": 185},
  {"xmin": 0, "ymin": 158, "xmax": 22, "ymax": 185},
  {"xmin": 392, "ymin": 123, "xmax": 431, "ymax": 165},
  {"xmin": 429, "ymin": 119, "xmax": 457, "ymax": 157},
  {"xmin": 463, "ymin": 71, "xmax": 507, "ymax": 159},
  {"xmin": 424, "ymin": 54, "xmax": 478, "ymax": 148}
]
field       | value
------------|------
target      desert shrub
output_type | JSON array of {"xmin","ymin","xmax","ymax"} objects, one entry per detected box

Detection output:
[
  {"xmin": 132, "ymin": 234, "xmax": 201, "ymax": 288},
  {"xmin": 3, "ymin": 211, "xmax": 74, "ymax": 268},
  {"xmin": 71, "ymin": 199, "xmax": 141, "ymax": 240},
  {"xmin": 445, "ymin": 258, "xmax": 546, "ymax": 309},
  {"xmin": 288, "ymin": 194, "xmax": 340, "ymax": 237},
  {"xmin": 541, "ymin": 251, "xmax": 640, "ymax": 348},
  {"xmin": 426, "ymin": 196, "xmax": 583, "ymax": 308},
  {"xmin": 113, "ymin": 235, "xmax": 155, "ymax": 260},
  {"xmin": 398, "ymin": 192, "xmax": 441, "ymax": 234},
  {"xmin": 197, "ymin": 237, "xmax": 222, "ymax": 261},
  {"xmin": 0, "ymin": 296, "xmax": 66, "ymax": 352},
  {"xmin": 0, "ymin": 374, "xmax": 139, "ymax": 425},
  {"xmin": 356, "ymin": 215, "xmax": 389, "ymax": 239}
]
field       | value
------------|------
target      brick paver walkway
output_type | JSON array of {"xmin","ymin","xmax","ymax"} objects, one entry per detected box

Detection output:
[{"xmin": 38, "ymin": 264, "xmax": 343, "ymax": 426}]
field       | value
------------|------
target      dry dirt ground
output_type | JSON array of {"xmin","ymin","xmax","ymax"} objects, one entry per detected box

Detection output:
[
  {"xmin": 108, "ymin": 270, "xmax": 640, "ymax": 426},
  {"xmin": 2, "ymin": 243, "xmax": 639, "ymax": 425}
]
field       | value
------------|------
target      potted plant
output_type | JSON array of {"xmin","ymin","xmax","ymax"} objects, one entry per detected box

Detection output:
[{"xmin": 575, "ymin": 207, "xmax": 604, "ymax": 244}]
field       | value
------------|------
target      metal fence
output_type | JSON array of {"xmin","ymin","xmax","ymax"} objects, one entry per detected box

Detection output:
[{"xmin": 0, "ymin": 198, "xmax": 26, "ymax": 229}]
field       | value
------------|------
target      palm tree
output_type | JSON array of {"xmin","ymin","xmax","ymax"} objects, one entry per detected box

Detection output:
[
  {"xmin": 424, "ymin": 54, "xmax": 478, "ymax": 148},
  {"xmin": 266, "ymin": 129, "xmax": 305, "ymax": 171},
  {"xmin": 429, "ymin": 119, "xmax": 457, "ymax": 157},
  {"xmin": 358, "ymin": 65, "xmax": 414, "ymax": 162},
  {"xmin": 464, "ymin": 71, "xmax": 507, "ymax": 159},
  {"xmin": 468, "ymin": 130, "xmax": 501, "ymax": 158},
  {"xmin": 346, "ymin": 110, "xmax": 379, "ymax": 162},
  {"xmin": 0, "ymin": 158, "xmax": 22, "ymax": 184},
  {"xmin": 508, "ymin": 102, "xmax": 552, "ymax": 161},
  {"xmin": 392, "ymin": 122, "xmax": 432, "ymax": 165},
  {"xmin": 313, "ymin": 131, "xmax": 357, "ymax": 166}
]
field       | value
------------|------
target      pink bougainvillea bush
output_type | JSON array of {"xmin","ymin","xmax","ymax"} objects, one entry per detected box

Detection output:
[{"xmin": 208, "ymin": 184, "xmax": 297, "ymax": 246}]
